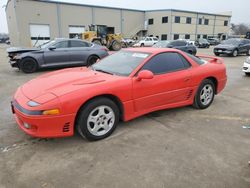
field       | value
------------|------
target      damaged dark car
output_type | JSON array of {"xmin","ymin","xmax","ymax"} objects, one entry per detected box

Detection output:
[{"xmin": 7, "ymin": 38, "xmax": 109, "ymax": 73}]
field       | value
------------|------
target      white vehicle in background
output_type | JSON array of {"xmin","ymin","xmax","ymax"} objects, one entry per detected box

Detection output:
[
  {"xmin": 243, "ymin": 57, "xmax": 250, "ymax": 76},
  {"xmin": 133, "ymin": 37, "xmax": 159, "ymax": 47},
  {"xmin": 186, "ymin": 40, "xmax": 196, "ymax": 46}
]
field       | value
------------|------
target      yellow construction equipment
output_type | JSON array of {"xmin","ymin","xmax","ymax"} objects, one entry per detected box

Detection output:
[{"xmin": 82, "ymin": 25, "xmax": 122, "ymax": 51}]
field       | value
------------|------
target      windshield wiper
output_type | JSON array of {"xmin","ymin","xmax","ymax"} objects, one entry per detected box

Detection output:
[{"xmin": 94, "ymin": 68, "xmax": 114, "ymax": 75}]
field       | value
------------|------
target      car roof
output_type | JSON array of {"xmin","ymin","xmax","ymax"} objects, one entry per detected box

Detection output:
[{"xmin": 124, "ymin": 47, "xmax": 180, "ymax": 54}]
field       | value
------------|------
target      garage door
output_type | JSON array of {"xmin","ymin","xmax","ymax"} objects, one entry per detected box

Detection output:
[
  {"xmin": 30, "ymin": 24, "xmax": 50, "ymax": 47},
  {"xmin": 69, "ymin": 26, "xmax": 85, "ymax": 39}
]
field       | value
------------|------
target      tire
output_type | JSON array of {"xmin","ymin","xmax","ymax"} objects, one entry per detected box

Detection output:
[
  {"xmin": 20, "ymin": 57, "xmax": 38, "ymax": 73},
  {"xmin": 232, "ymin": 49, "xmax": 238, "ymax": 57},
  {"xmin": 246, "ymin": 49, "xmax": 250, "ymax": 56},
  {"xmin": 111, "ymin": 41, "xmax": 122, "ymax": 51},
  {"xmin": 245, "ymin": 72, "xmax": 250, "ymax": 76},
  {"xmin": 140, "ymin": 43, "xmax": 144, "ymax": 47},
  {"xmin": 92, "ymin": 40, "xmax": 102, "ymax": 46},
  {"xmin": 214, "ymin": 53, "xmax": 220, "ymax": 56},
  {"xmin": 76, "ymin": 97, "xmax": 119, "ymax": 141},
  {"xmin": 87, "ymin": 55, "xmax": 99, "ymax": 67},
  {"xmin": 193, "ymin": 79, "xmax": 215, "ymax": 109}
]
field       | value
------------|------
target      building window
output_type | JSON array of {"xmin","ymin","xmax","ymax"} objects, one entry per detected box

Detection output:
[
  {"xmin": 148, "ymin": 18, "xmax": 154, "ymax": 25},
  {"xmin": 175, "ymin": 16, "xmax": 180, "ymax": 23},
  {"xmin": 161, "ymin": 34, "xmax": 168, "ymax": 40},
  {"xmin": 224, "ymin": 20, "xmax": 228, "ymax": 26},
  {"xmin": 186, "ymin": 17, "xmax": 192, "ymax": 24},
  {"xmin": 203, "ymin": 35, "xmax": 207, "ymax": 39},
  {"xmin": 198, "ymin": 18, "xmax": 202, "ymax": 25},
  {"xmin": 197, "ymin": 34, "xmax": 201, "ymax": 39},
  {"xmin": 204, "ymin": 19, "xmax": 209, "ymax": 25},
  {"xmin": 185, "ymin": 34, "xmax": 190, "ymax": 39},
  {"xmin": 162, "ymin": 16, "xmax": 168, "ymax": 23},
  {"xmin": 174, "ymin": 34, "xmax": 179, "ymax": 40}
]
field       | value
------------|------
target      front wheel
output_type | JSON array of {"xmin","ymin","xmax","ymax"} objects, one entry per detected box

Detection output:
[
  {"xmin": 193, "ymin": 79, "xmax": 215, "ymax": 109},
  {"xmin": 87, "ymin": 55, "xmax": 99, "ymax": 67},
  {"xmin": 76, "ymin": 97, "xmax": 119, "ymax": 141},
  {"xmin": 20, "ymin": 57, "xmax": 38, "ymax": 73},
  {"xmin": 232, "ymin": 49, "xmax": 238, "ymax": 57}
]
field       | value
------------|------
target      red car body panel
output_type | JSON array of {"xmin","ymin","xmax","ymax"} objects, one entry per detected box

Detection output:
[{"xmin": 12, "ymin": 48, "xmax": 227, "ymax": 138}]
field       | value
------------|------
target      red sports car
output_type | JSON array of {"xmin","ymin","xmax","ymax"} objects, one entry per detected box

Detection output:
[{"xmin": 11, "ymin": 48, "xmax": 227, "ymax": 141}]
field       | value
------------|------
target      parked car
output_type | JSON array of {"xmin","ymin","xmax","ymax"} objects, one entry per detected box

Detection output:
[
  {"xmin": 195, "ymin": 38, "xmax": 210, "ymax": 48},
  {"xmin": 122, "ymin": 38, "xmax": 136, "ymax": 47},
  {"xmin": 11, "ymin": 48, "xmax": 227, "ymax": 141},
  {"xmin": 242, "ymin": 57, "xmax": 250, "ymax": 76},
  {"xmin": 7, "ymin": 38, "xmax": 109, "ymax": 73},
  {"xmin": 214, "ymin": 38, "xmax": 250, "ymax": 57},
  {"xmin": 207, "ymin": 38, "xmax": 220, "ymax": 45},
  {"xmin": 153, "ymin": 40, "xmax": 197, "ymax": 55},
  {"xmin": 133, "ymin": 37, "xmax": 159, "ymax": 47}
]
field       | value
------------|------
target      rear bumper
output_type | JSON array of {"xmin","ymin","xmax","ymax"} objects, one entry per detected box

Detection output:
[
  {"xmin": 242, "ymin": 62, "xmax": 250, "ymax": 73},
  {"xmin": 217, "ymin": 78, "xmax": 227, "ymax": 94},
  {"xmin": 11, "ymin": 98, "xmax": 76, "ymax": 138}
]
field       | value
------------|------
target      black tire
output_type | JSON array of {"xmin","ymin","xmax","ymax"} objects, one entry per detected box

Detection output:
[
  {"xmin": 87, "ymin": 55, "xmax": 99, "ymax": 67},
  {"xmin": 20, "ymin": 57, "xmax": 38, "ymax": 73},
  {"xmin": 246, "ymin": 49, "xmax": 250, "ymax": 56},
  {"xmin": 111, "ymin": 41, "xmax": 122, "ymax": 51},
  {"xmin": 214, "ymin": 53, "xmax": 220, "ymax": 56},
  {"xmin": 76, "ymin": 97, "xmax": 119, "ymax": 141},
  {"xmin": 231, "ymin": 49, "xmax": 238, "ymax": 57},
  {"xmin": 193, "ymin": 79, "xmax": 215, "ymax": 109},
  {"xmin": 140, "ymin": 43, "xmax": 144, "ymax": 47},
  {"xmin": 245, "ymin": 72, "xmax": 250, "ymax": 76}
]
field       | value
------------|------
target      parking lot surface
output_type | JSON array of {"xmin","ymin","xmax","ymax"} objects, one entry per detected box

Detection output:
[{"xmin": 0, "ymin": 44, "xmax": 250, "ymax": 188}]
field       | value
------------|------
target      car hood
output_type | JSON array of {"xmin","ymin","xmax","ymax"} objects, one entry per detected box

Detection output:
[
  {"xmin": 215, "ymin": 44, "xmax": 236, "ymax": 49},
  {"xmin": 21, "ymin": 67, "xmax": 115, "ymax": 100},
  {"xmin": 7, "ymin": 47, "xmax": 40, "ymax": 54}
]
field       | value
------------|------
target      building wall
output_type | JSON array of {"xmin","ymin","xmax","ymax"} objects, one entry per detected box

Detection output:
[
  {"xmin": 6, "ymin": 0, "xmax": 19, "ymax": 46},
  {"xmin": 6, "ymin": 0, "xmax": 231, "ymax": 46}
]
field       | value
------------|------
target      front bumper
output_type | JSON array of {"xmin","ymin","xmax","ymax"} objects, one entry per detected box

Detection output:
[
  {"xmin": 11, "ymin": 90, "xmax": 76, "ymax": 138},
  {"xmin": 9, "ymin": 60, "xmax": 19, "ymax": 68},
  {"xmin": 214, "ymin": 49, "xmax": 233, "ymax": 54},
  {"xmin": 242, "ymin": 62, "xmax": 250, "ymax": 73}
]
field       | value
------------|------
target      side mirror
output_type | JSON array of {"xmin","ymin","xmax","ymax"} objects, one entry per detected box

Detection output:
[
  {"xmin": 49, "ymin": 46, "xmax": 56, "ymax": 50},
  {"xmin": 136, "ymin": 70, "xmax": 154, "ymax": 81}
]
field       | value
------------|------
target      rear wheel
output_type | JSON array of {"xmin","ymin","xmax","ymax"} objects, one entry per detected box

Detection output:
[
  {"xmin": 76, "ymin": 97, "xmax": 119, "ymax": 141},
  {"xmin": 20, "ymin": 57, "xmax": 38, "ymax": 73},
  {"xmin": 193, "ymin": 79, "xmax": 215, "ymax": 109},
  {"xmin": 140, "ymin": 43, "xmax": 144, "ymax": 47},
  {"xmin": 87, "ymin": 55, "xmax": 99, "ymax": 66}
]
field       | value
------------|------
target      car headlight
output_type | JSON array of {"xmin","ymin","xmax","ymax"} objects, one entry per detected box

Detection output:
[
  {"xmin": 246, "ymin": 58, "xmax": 250, "ymax": 64},
  {"xmin": 27, "ymin": 100, "xmax": 40, "ymax": 107}
]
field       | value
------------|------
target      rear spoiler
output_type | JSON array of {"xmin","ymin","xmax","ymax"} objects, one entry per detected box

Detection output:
[{"xmin": 196, "ymin": 55, "xmax": 223, "ymax": 64}]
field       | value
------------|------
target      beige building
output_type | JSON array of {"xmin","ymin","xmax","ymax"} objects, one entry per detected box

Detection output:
[{"xmin": 6, "ymin": 0, "xmax": 231, "ymax": 47}]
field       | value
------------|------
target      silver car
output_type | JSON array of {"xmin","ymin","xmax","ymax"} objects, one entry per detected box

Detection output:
[{"xmin": 7, "ymin": 38, "xmax": 109, "ymax": 73}]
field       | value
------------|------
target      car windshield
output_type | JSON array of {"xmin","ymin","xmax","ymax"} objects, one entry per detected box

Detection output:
[
  {"xmin": 91, "ymin": 51, "xmax": 151, "ymax": 76},
  {"xmin": 39, "ymin": 40, "xmax": 56, "ymax": 49},
  {"xmin": 221, "ymin": 39, "xmax": 241, "ymax": 45},
  {"xmin": 153, "ymin": 41, "xmax": 169, "ymax": 48}
]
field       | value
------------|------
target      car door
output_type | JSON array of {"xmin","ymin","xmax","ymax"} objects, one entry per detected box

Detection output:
[
  {"xmin": 239, "ymin": 40, "xmax": 250, "ymax": 53},
  {"xmin": 69, "ymin": 40, "xmax": 92, "ymax": 65},
  {"xmin": 145, "ymin": 38, "xmax": 153, "ymax": 46},
  {"xmin": 44, "ymin": 40, "xmax": 70, "ymax": 65},
  {"xmin": 173, "ymin": 41, "xmax": 187, "ymax": 52},
  {"xmin": 132, "ymin": 52, "xmax": 192, "ymax": 112}
]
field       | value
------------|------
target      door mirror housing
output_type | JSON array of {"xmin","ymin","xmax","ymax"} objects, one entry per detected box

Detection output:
[
  {"xmin": 136, "ymin": 70, "xmax": 154, "ymax": 81},
  {"xmin": 48, "ymin": 46, "xmax": 56, "ymax": 50}
]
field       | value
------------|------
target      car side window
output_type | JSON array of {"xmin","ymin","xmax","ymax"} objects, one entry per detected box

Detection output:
[
  {"xmin": 54, "ymin": 41, "xmax": 69, "ymax": 48},
  {"xmin": 141, "ymin": 52, "xmax": 187, "ymax": 74},
  {"xmin": 70, "ymin": 41, "xmax": 90, "ymax": 47}
]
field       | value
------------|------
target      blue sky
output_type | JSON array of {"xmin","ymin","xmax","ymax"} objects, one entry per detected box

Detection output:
[{"xmin": 1, "ymin": 0, "xmax": 250, "ymax": 33}]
